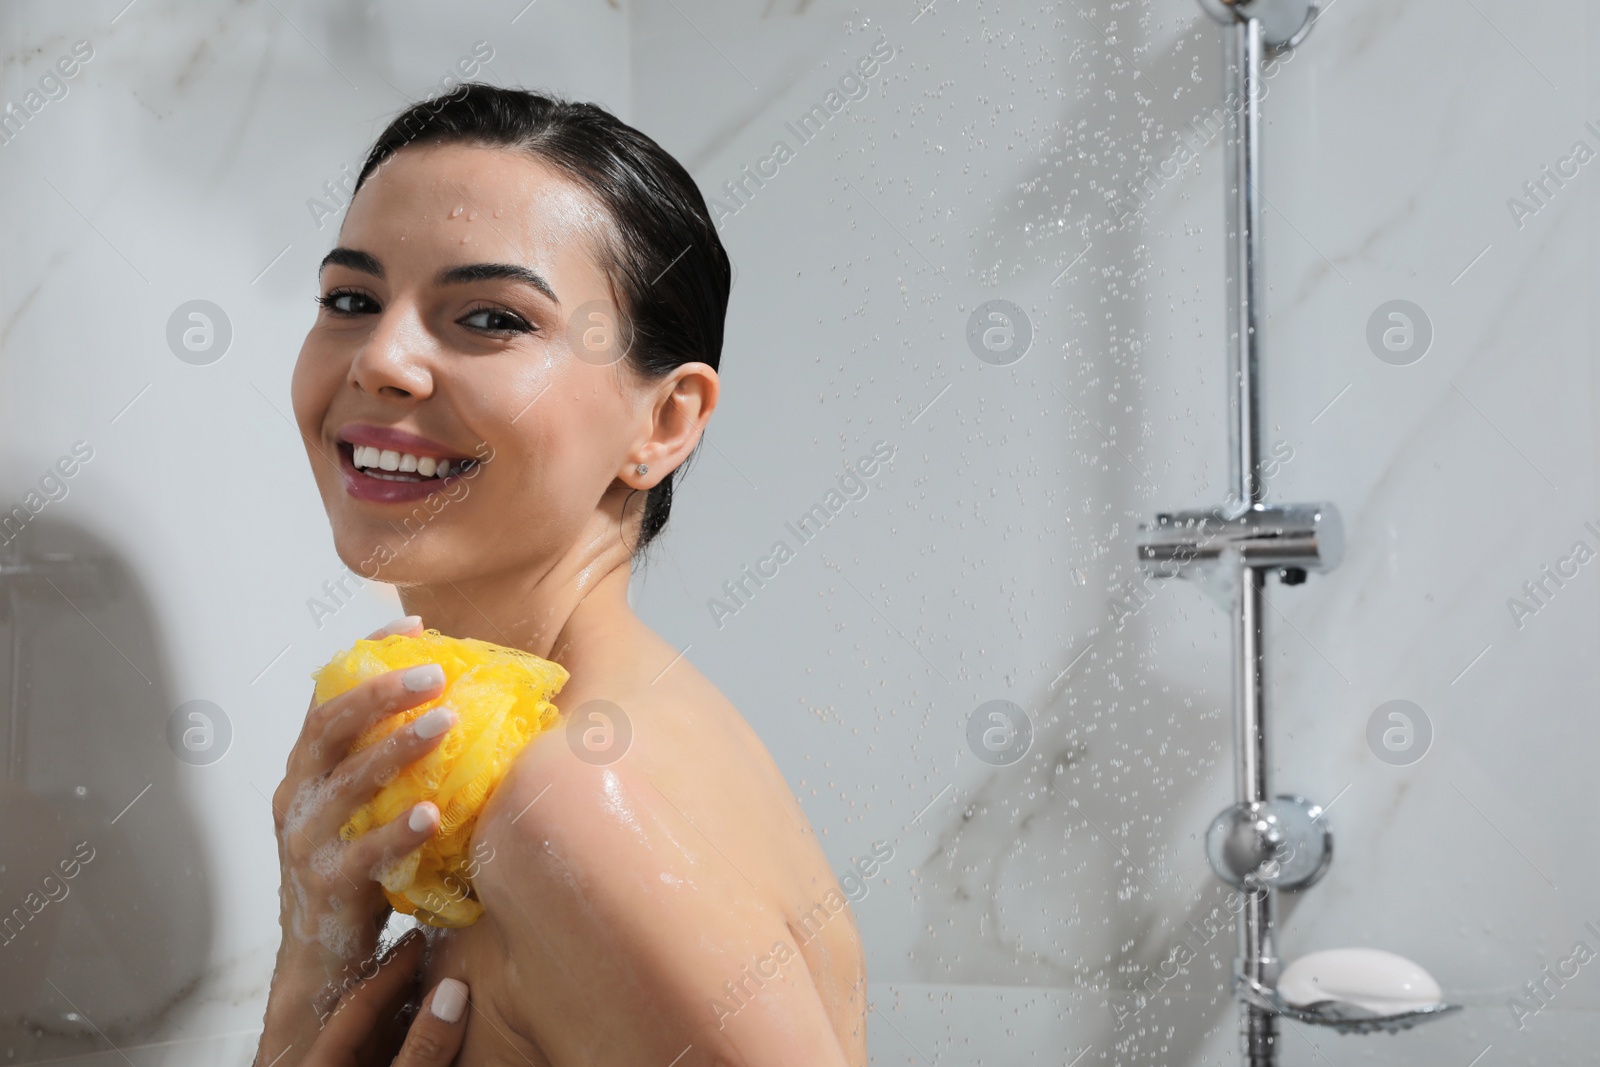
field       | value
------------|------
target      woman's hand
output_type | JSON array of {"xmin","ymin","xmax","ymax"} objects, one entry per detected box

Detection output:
[
  {"xmin": 301, "ymin": 928, "xmax": 469, "ymax": 1067},
  {"xmin": 256, "ymin": 614, "xmax": 457, "ymax": 1065}
]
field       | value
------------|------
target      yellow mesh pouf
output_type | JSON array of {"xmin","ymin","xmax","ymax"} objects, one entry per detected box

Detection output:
[{"xmin": 310, "ymin": 629, "xmax": 570, "ymax": 927}]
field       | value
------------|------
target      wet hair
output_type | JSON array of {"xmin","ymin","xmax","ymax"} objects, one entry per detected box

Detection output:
[{"xmin": 350, "ymin": 82, "xmax": 730, "ymax": 562}]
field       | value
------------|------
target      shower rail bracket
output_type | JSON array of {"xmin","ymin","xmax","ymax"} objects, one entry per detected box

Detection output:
[
  {"xmin": 1205, "ymin": 793, "xmax": 1333, "ymax": 893},
  {"xmin": 1135, "ymin": 502, "xmax": 1343, "ymax": 579},
  {"xmin": 1197, "ymin": 0, "xmax": 1320, "ymax": 50}
]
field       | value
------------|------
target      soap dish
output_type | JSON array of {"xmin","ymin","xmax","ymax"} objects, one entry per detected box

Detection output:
[
  {"xmin": 1237, "ymin": 975, "xmax": 1462, "ymax": 1035},
  {"xmin": 1237, "ymin": 948, "xmax": 1463, "ymax": 1035}
]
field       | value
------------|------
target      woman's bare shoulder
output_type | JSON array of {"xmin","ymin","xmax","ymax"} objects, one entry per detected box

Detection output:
[
  {"xmin": 456, "ymin": 637, "xmax": 851, "ymax": 1062},
  {"xmin": 478, "ymin": 614, "xmax": 830, "ymax": 917},
  {"xmin": 479, "ymin": 617, "xmax": 800, "ymax": 875}
]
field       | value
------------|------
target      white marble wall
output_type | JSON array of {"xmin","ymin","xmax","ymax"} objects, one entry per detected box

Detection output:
[{"xmin": 3, "ymin": 0, "xmax": 1596, "ymax": 1064}]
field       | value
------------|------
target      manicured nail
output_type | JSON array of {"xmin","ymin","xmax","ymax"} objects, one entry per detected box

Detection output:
[
  {"xmin": 402, "ymin": 663, "xmax": 445, "ymax": 692},
  {"xmin": 408, "ymin": 801, "xmax": 438, "ymax": 833},
  {"xmin": 431, "ymin": 977, "xmax": 468, "ymax": 1023},
  {"xmin": 412, "ymin": 705, "xmax": 456, "ymax": 739},
  {"xmin": 379, "ymin": 614, "xmax": 421, "ymax": 636}
]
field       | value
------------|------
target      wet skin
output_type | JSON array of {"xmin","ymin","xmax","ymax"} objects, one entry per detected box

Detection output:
[{"xmin": 260, "ymin": 142, "xmax": 865, "ymax": 1066}]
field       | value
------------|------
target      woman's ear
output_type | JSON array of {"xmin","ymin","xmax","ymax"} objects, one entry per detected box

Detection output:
[{"xmin": 628, "ymin": 363, "xmax": 718, "ymax": 488}]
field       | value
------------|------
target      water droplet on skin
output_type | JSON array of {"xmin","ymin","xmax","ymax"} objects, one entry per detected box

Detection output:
[{"xmin": 449, "ymin": 205, "xmax": 464, "ymax": 218}]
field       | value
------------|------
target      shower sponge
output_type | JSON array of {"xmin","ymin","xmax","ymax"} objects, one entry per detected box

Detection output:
[{"xmin": 310, "ymin": 628, "xmax": 570, "ymax": 927}]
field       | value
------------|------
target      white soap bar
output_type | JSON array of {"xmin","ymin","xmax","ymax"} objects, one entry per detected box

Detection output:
[{"xmin": 1278, "ymin": 948, "xmax": 1444, "ymax": 1014}]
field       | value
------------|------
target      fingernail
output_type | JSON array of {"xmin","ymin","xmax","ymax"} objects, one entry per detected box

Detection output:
[
  {"xmin": 379, "ymin": 614, "xmax": 422, "ymax": 636},
  {"xmin": 408, "ymin": 801, "xmax": 438, "ymax": 833},
  {"xmin": 402, "ymin": 663, "xmax": 445, "ymax": 692},
  {"xmin": 431, "ymin": 977, "xmax": 468, "ymax": 1023},
  {"xmin": 412, "ymin": 705, "xmax": 456, "ymax": 739}
]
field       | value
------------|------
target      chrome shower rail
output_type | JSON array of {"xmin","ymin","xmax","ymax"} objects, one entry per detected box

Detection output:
[
  {"xmin": 1138, "ymin": 1, "xmax": 1464, "ymax": 1061},
  {"xmin": 1136, "ymin": 2, "xmax": 1334, "ymax": 1064}
]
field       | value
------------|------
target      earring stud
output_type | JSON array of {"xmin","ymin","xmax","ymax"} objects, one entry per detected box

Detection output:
[{"xmin": 636, "ymin": 463, "xmax": 649, "ymax": 475}]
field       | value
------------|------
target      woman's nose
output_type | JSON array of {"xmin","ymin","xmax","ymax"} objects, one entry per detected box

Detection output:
[{"xmin": 348, "ymin": 304, "xmax": 435, "ymax": 400}]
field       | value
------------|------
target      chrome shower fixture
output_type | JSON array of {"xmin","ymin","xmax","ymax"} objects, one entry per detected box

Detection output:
[
  {"xmin": 1132, "ymin": 2, "xmax": 1459, "ymax": 1063},
  {"xmin": 1196, "ymin": 0, "xmax": 1320, "ymax": 51},
  {"xmin": 1204, "ymin": 795, "xmax": 1332, "ymax": 893},
  {"xmin": 1136, "ymin": 503, "xmax": 1342, "ymax": 577}
]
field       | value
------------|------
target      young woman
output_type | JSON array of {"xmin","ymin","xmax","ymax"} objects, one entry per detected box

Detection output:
[{"xmin": 255, "ymin": 84, "xmax": 866, "ymax": 1066}]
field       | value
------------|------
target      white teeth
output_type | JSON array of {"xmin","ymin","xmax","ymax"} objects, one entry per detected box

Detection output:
[{"xmin": 347, "ymin": 442, "xmax": 469, "ymax": 480}]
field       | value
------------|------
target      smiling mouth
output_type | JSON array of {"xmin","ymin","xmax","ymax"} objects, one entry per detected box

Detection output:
[{"xmin": 339, "ymin": 441, "xmax": 481, "ymax": 482}]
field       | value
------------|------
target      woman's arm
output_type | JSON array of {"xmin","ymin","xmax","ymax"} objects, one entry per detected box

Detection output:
[{"xmin": 254, "ymin": 616, "xmax": 453, "ymax": 1067}]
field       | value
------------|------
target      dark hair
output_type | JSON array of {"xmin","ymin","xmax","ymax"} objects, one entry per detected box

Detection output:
[{"xmin": 351, "ymin": 82, "xmax": 730, "ymax": 561}]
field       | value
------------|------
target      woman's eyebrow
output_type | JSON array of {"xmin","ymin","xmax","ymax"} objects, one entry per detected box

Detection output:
[
  {"xmin": 319, "ymin": 246, "xmax": 383, "ymax": 278},
  {"xmin": 435, "ymin": 262, "xmax": 560, "ymax": 306}
]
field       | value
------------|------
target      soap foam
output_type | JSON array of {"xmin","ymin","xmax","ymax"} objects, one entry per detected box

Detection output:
[
  {"xmin": 282, "ymin": 772, "xmax": 348, "ymax": 840},
  {"xmin": 310, "ymin": 840, "xmax": 345, "ymax": 881},
  {"xmin": 318, "ymin": 912, "xmax": 362, "ymax": 961},
  {"xmin": 285, "ymin": 869, "xmax": 316, "ymax": 944}
]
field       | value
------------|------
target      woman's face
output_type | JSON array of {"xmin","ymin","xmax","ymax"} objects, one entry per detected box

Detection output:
[{"xmin": 292, "ymin": 142, "xmax": 659, "ymax": 590}]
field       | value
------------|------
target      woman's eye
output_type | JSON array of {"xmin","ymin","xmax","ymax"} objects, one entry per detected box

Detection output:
[
  {"xmin": 317, "ymin": 290, "xmax": 377, "ymax": 315},
  {"xmin": 460, "ymin": 306, "xmax": 534, "ymax": 334}
]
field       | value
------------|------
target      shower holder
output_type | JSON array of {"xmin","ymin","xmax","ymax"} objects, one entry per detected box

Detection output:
[{"xmin": 1135, "ymin": 502, "xmax": 1343, "ymax": 578}]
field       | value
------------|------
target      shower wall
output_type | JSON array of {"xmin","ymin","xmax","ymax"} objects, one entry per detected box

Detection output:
[
  {"xmin": 634, "ymin": 0, "xmax": 1599, "ymax": 1063},
  {"xmin": 2, "ymin": 0, "xmax": 1595, "ymax": 1064}
]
